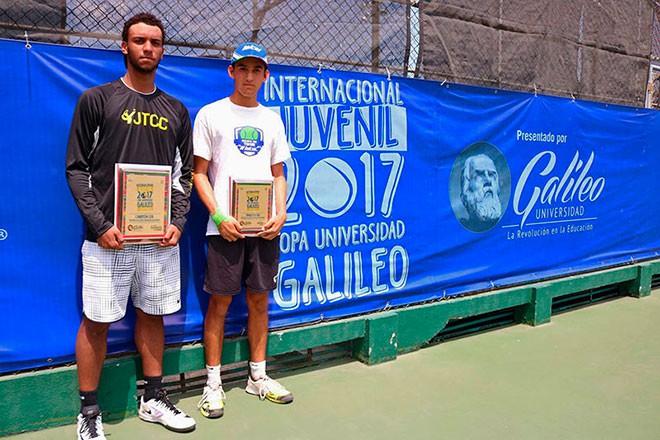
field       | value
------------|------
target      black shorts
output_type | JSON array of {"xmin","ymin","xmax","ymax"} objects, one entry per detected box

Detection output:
[{"xmin": 204, "ymin": 235, "xmax": 280, "ymax": 295}]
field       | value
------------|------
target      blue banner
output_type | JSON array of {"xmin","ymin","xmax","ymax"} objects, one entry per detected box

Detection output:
[{"xmin": 1, "ymin": 39, "xmax": 659, "ymax": 373}]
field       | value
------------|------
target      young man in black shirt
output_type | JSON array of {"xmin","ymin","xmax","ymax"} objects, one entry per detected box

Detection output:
[{"xmin": 66, "ymin": 13, "xmax": 195, "ymax": 439}]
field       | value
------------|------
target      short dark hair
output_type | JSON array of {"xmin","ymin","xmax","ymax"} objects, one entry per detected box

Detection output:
[{"xmin": 121, "ymin": 13, "xmax": 165, "ymax": 42}]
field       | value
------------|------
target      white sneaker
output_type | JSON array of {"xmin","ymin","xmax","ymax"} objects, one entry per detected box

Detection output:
[
  {"xmin": 245, "ymin": 375, "xmax": 294, "ymax": 404},
  {"xmin": 76, "ymin": 405, "xmax": 106, "ymax": 440},
  {"xmin": 197, "ymin": 383, "xmax": 226, "ymax": 419},
  {"xmin": 138, "ymin": 388, "xmax": 196, "ymax": 433}
]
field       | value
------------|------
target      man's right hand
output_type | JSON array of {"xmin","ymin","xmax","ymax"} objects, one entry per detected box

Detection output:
[
  {"xmin": 218, "ymin": 217, "xmax": 245, "ymax": 242},
  {"xmin": 97, "ymin": 226, "xmax": 124, "ymax": 250}
]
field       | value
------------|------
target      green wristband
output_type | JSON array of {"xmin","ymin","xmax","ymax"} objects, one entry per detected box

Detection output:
[{"xmin": 211, "ymin": 209, "xmax": 229, "ymax": 227}]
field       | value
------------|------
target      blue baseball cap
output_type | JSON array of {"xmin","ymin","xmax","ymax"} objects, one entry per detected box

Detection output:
[{"xmin": 231, "ymin": 42, "xmax": 268, "ymax": 67}]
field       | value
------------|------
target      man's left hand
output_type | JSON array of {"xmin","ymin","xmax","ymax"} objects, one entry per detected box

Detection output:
[
  {"xmin": 159, "ymin": 224, "xmax": 182, "ymax": 247},
  {"xmin": 257, "ymin": 213, "xmax": 286, "ymax": 240}
]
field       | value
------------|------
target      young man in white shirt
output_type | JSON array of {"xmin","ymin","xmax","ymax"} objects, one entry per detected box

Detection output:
[{"xmin": 192, "ymin": 42, "xmax": 293, "ymax": 419}]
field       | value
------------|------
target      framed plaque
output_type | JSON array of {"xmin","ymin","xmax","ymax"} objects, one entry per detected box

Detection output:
[
  {"xmin": 229, "ymin": 177, "xmax": 273, "ymax": 234},
  {"xmin": 114, "ymin": 163, "xmax": 171, "ymax": 242}
]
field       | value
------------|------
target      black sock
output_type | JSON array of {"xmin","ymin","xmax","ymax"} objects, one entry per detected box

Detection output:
[
  {"xmin": 79, "ymin": 390, "xmax": 98, "ymax": 413},
  {"xmin": 143, "ymin": 376, "xmax": 163, "ymax": 401}
]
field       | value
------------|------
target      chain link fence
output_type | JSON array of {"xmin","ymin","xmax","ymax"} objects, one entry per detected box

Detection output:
[
  {"xmin": 0, "ymin": 0, "xmax": 421, "ymax": 77},
  {"xmin": 419, "ymin": 0, "xmax": 654, "ymax": 107},
  {"xmin": 647, "ymin": 1, "xmax": 660, "ymax": 107},
  {"xmin": 1, "ymin": 0, "xmax": 657, "ymax": 107}
]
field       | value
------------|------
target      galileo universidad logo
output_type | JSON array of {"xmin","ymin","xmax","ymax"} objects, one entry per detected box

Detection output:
[
  {"xmin": 234, "ymin": 126, "xmax": 264, "ymax": 156},
  {"xmin": 512, "ymin": 150, "xmax": 605, "ymax": 229},
  {"xmin": 449, "ymin": 142, "xmax": 511, "ymax": 233}
]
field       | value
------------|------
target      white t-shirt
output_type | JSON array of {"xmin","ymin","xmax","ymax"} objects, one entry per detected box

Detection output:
[{"xmin": 193, "ymin": 97, "xmax": 291, "ymax": 235}]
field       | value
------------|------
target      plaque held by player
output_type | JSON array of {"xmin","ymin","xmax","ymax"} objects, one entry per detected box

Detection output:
[
  {"xmin": 229, "ymin": 177, "xmax": 273, "ymax": 234},
  {"xmin": 114, "ymin": 163, "xmax": 171, "ymax": 242}
]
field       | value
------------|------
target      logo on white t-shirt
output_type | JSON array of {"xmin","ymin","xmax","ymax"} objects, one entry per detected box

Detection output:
[{"xmin": 234, "ymin": 126, "xmax": 265, "ymax": 156}]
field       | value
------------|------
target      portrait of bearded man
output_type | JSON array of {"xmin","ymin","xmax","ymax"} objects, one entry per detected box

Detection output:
[{"xmin": 459, "ymin": 154, "xmax": 503, "ymax": 231}]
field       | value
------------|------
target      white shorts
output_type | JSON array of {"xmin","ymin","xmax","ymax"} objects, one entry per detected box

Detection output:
[{"xmin": 81, "ymin": 240, "xmax": 182, "ymax": 323}]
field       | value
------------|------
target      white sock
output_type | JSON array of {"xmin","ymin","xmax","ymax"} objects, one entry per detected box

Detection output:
[
  {"xmin": 249, "ymin": 360, "xmax": 266, "ymax": 380},
  {"xmin": 206, "ymin": 364, "xmax": 222, "ymax": 387}
]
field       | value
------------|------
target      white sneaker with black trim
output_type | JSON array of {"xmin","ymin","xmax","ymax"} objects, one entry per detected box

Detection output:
[
  {"xmin": 197, "ymin": 383, "xmax": 226, "ymax": 418},
  {"xmin": 245, "ymin": 375, "xmax": 294, "ymax": 404},
  {"xmin": 76, "ymin": 405, "xmax": 106, "ymax": 440},
  {"xmin": 138, "ymin": 388, "xmax": 196, "ymax": 433}
]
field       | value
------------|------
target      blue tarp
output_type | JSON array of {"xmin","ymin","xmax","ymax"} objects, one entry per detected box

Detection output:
[{"xmin": 1, "ymin": 39, "xmax": 659, "ymax": 373}]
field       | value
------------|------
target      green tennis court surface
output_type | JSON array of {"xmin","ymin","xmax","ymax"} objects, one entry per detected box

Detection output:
[{"xmin": 9, "ymin": 292, "xmax": 660, "ymax": 439}]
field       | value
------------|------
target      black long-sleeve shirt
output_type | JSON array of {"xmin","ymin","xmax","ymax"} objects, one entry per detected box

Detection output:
[{"xmin": 66, "ymin": 79, "xmax": 193, "ymax": 241}]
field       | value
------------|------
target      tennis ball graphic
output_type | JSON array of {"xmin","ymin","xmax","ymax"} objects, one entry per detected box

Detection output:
[
  {"xmin": 240, "ymin": 126, "xmax": 259, "ymax": 141},
  {"xmin": 304, "ymin": 158, "xmax": 357, "ymax": 218}
]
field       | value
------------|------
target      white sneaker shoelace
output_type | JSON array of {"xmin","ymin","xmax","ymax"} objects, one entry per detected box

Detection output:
[
  {"xmin": 78, "ymin": 412, "xmax": 105, "ymax": 440},
  {"xmin": 197, "ymin": 384, "xmax": 226, "ymax": 408},
  {"xmin": 257, "ymin": 376, "xmax": 286, "ymax": 400},
  {"xmin": 152, "ymin": 389, "xmax": 183, "ymax": 416}
]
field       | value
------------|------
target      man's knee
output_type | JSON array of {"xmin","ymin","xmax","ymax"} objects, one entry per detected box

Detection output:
[
  {"xmin": 246, "ymin": 291, "xmax": 269, "ymax": 315},
  {"xmin": 81, "ymin": 316, "xmax": 111, "ymax": 337},
  {"xmin": 135, "ymin": 308, "xmax": 162, "ymax": 321},
  {"xmin": 209, "ymin": 294, "xmax": 233, "ymax": 317}
]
